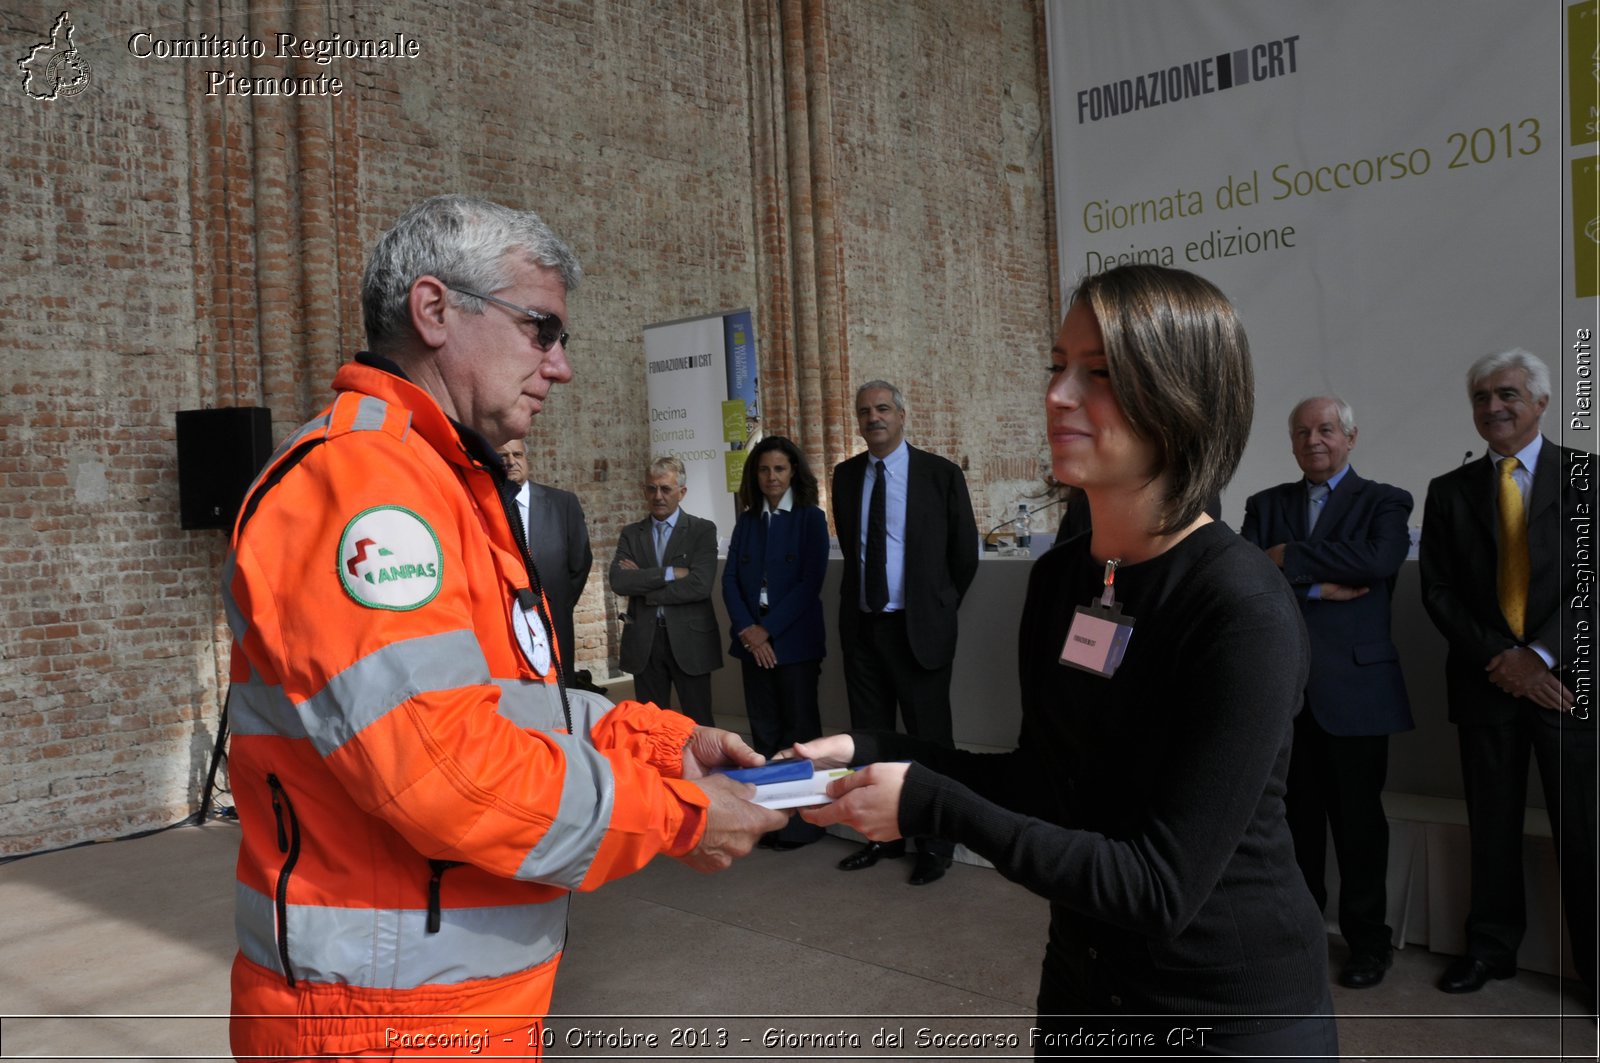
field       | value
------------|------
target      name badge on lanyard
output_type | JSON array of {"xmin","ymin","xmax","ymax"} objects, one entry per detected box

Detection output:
[
  {"xmin": 1059, "ymin": 559, "xmax": 1136, "ymax": 678},
  {"xmin": 512, "ymin": 588, "xmax": 553, "ymax": 677}
]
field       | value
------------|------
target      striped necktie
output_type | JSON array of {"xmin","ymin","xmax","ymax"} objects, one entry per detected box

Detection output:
[{"xmin": 1306, "ymin": 481, "xmax": 1331, "ymax": 533}]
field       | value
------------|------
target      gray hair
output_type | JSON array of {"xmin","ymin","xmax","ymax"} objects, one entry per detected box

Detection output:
[
  {"xmin": 648, "ymin": 455, "xmax": 687, "ymax": 484},
  {"xmin": 1466, "ymin": 348, "xmax": 1551, "ymax": 403},
  {"xmin": 1287, "ymin": 396, "xmax": 1355, "ymax": 437},
  {"xmin": 361, "ymin": 195, "xmax": 582, "ymax": 353},
  {"xmin": 855, "ymin": 380, "xmax": 907, "ymax": 417}
]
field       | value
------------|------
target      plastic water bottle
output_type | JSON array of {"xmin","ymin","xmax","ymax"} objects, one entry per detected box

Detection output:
[{"xmin": 1015, "ymin": 503, "xmax": 1031, "ymax": 555}]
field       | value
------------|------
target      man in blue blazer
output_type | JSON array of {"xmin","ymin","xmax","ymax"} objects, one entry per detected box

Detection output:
[
  {"xmin": 1243, "ymin": 396, "xmax": 1414, "ymax": 989},
  {"xmin": 831, "ymin": 381, "xmax": 978, "ymax": 885}
]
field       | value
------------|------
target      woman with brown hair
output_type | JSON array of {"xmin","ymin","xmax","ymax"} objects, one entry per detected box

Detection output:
[
  {"xmin": 799, "ymin": 265, "xmax": 1336, "ymax": 1058},
  {"xmin": 723, "ymin": 435, "xmax": 830, "ymax": 848}
]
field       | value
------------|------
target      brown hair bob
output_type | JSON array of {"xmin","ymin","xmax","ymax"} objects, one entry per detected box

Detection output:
[{"xmin": 1068, "ymin": 264, "xmax": 1254, "ymax": 534}]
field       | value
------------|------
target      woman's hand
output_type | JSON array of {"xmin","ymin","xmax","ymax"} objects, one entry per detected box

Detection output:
[
  {"xmin": 739, "ymin": 624, "xmax": 777, "ymax": 668},
  {"xmin": 799, "ymin": 761, "xmax": 908, "ymax": 841},
  {"xmin": 778, "ymin": 734, "xmax": 856, "ymax": 768}
]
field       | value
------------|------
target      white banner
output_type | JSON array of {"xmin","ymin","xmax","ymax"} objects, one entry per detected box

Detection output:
[
  {"xmin": 642, "ymin": 313, "xmax": 739, "ymax": 542},
  {"xmin": 1047, "ymin": 0, "xmax": 1580, "ymax": 521}
]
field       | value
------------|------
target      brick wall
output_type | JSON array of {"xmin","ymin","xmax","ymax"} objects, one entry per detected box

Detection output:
[
  {"xmin": 826, "ymin": 0, "xmax": 1055, "ymax": 521},
  {"xmin": 0, "ymin": 0, "xmax": 1053, "ymax": 854},
  {"xmin": 4, "ymin": 0, "xmax": 219, "ymax": 856}
]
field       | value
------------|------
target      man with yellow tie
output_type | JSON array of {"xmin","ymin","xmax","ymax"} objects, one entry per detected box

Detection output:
[{"xmin": 1420, "ymin": 348, "xmax": 1596, "ymax": 1006}]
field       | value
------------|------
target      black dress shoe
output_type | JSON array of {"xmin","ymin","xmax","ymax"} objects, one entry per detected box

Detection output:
[
  {"xmin": 908, "ymin": 851, "xmax": 952, "ymax": 886},
  {"xmin": 836, "ymin": 840, "xmax": 905, "ymax": 871},
  {"xmin": 1338, "ymin": 950, "xmax": 1393, "ymax": 989},
  {"xmin": 1437, "ymin": 955, "xmax": 1516, "ymax": 993}
]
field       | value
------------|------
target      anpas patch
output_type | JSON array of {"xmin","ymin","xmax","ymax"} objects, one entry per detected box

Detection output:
[{"xmin": 337, "ymin": 505, "xmax": 443, "ymax": 610}]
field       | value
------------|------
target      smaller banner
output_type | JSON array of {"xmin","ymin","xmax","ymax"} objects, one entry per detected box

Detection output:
[{"xmin": 641, "ymin": 309, "xmax": 760, "ymax": 544}]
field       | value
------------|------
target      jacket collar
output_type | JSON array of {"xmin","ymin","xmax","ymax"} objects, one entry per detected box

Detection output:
[{"xmin": 345, "ymin": 352, "xmax": 507, "ymax": 482}]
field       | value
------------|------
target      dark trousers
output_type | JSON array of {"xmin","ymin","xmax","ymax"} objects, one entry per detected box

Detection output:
[
  {"xmin": 1284, "ymin": 712, "xmax": 1393, "ymax": 955},
  {"xmin": 841, "ymin": 610, "xmax": 954, "ymax": 860},
  {"xmin": 1457, "ymin": 708, "xmax": 1598, "ymax": 989},
  {"xmin": 634, "ymin": 623, "xmax": 713, "ymax": 726},
  {"xmin": 741, "ymin": 658, "xmax": 823, "ymax": 757},
  {"xmin": 741, "ymin": 657, "xmax": 825, "ymax": 844}
]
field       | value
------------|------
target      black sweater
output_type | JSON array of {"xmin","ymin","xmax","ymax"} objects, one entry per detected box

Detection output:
[{"xmin": 857, "ymin": 523, "xmax": 1328, "ymax": 1024}]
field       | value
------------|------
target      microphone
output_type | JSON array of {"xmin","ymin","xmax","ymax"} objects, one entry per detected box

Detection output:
[{"xmin": 1460, "ymin": 449, "xmax": 1474, "ymax": 466}]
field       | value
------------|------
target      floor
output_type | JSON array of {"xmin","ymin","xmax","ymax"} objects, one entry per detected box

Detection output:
[{"xmin": 0, "ymin": 820, "xmax": 1594, "ymax": 1061}]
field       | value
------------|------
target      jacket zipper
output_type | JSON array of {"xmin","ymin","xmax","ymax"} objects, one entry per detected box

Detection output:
[
  {"xmin": 266, "ymin": 774, "xmax": 302, "ymax": 987},
  {"xmin": 426, "ymin": 859, "xmax": 465, "ymax": 933}
]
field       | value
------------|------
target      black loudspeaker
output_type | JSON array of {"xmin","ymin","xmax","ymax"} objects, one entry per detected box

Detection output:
[{"xmin": 176, "ymin": 407, "xmax": 274, "ymax": 530}]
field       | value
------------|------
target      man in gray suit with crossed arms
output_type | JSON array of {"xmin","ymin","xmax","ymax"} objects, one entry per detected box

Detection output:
[{"xmin": 611, "ymin": 455, "xmax": 723, "ymax": 725}]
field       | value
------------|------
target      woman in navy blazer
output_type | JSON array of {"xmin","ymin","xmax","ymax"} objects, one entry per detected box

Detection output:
[{"xmin": 723, "ymin": 436, "xmax": 829, "ymax": 848}]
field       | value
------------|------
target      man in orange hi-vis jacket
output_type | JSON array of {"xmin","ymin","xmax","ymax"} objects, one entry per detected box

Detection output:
[{"xmin": 223, "ymin": 195, "xmax": 787, "ymax": 1061}]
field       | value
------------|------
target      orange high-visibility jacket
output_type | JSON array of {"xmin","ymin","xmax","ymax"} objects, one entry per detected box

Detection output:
[{"xmin": 224, "ymin": 359, "xmax": 708, "ymax": 1060}]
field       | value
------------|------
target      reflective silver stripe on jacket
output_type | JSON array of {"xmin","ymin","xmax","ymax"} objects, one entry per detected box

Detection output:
[
  {"xmin": 492, "ymin": 683, "xmax": 617, "ymax": 739},
  {"xmin": 220, "ymin": 552, "xmax": 247, "ymax": 642},
  {"xmin": 491, "ymin": 681, "xmax": 617, "ymax": 887},
  {"xmin": 236, "ymin": 882, "xmax": 566, "ymax": 989},
  {"xmin": 226, "ymin": 629, "xmax": 486, "ymax": 748},
  {"xmin": 564, "ymin": 687, "xmax": 617, "ymax": 738},
  {"xmin": 227, "ymin": 677, "xmax": 308, "ymax": 739},
  {"xmin": 349, "ymin": 394, "xmax": 393, "ymax": 434},
  {"xmin": 304, "ymin": 629, "xmax": 492, "ymax": 754},
  {"xmin": 493, "ymin": 678, "xmax": 567, "ymax": 732},
  {"xmin": 513, "ymin": 730, "xmax": 615, "ymax": 888},
  {"xmin": 233, "ymin": 666, "xmax": 571, "ymax": 743},
  {"xmin": 232, "ymin": 647, "xmax": 618, "ymax": 886}
]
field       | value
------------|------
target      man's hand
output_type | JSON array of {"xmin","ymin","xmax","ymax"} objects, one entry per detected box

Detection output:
[
  {"xmin": 783, "ymin": 734, "xmax": 856, "ymax": 768},
  {"xmin": 1316, "ymin": 582, "xmax": 1370, "ymax": 601},
  {"xmin": 617, "ymin": 558, "xmax": 639, "ymax": 571},
  {"xmin": 672, "ymin": 566, "xmax": 689, "ymax": 580},
  {"xmin": 1264, "ymin": 543, "xmax": 1287, "ymax": 567},
  {"xmin": 799, "ymin": 761, "xmax": 907, "ymax": 841},
  {"xmin": 676, "ymin": 774, "xmax": 789, "ymax": 873},
  {"xmin": 680, "ymin": 726, "xmax": 765, "ymax": 779},
  {"xmin": 1487, "ymin": 648, "xmax": 1576, "ymax": 713}
]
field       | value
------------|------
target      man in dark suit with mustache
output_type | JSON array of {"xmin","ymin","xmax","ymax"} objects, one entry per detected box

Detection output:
[{"xmin": 831, "ymin": 380, "xmax": 979, "ymax": 885}]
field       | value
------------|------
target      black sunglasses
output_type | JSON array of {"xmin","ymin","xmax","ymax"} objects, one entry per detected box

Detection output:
[{"xmin": 446, "ymin": 285, "xmax": 569, "ymax": 352}]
